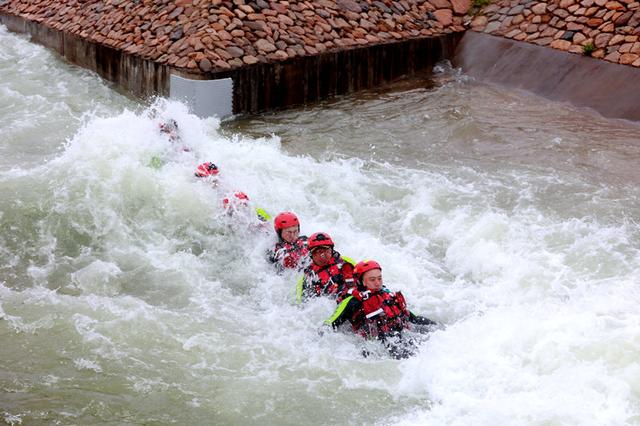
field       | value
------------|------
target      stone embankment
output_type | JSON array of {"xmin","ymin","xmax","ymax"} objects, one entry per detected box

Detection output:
[
  {"xmin": 470, "ymin": 0, "xmax": 640, "ymax": 67},
  {"xmin": 1, "ymin": 0, "xmax": 468, "ymax": 74}
]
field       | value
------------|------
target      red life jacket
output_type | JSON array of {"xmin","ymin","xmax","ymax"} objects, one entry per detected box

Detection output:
[
  {"xmin": 304, "ymin": 253, "xmax": 354, "ymax": 298},
  {"xmin": 352, "ymin": 288, "xmax": 410, "ymax": 337},
  {"xmin": 272, "ymin": 236, "xmax": 309, "ymax": 270}
]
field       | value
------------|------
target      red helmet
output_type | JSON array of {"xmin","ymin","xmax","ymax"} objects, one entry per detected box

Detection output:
[
  {"xmin": 194, "ymin": 162, "xmax": 219, "ymax": 178},
  {"xmin": 223, "ymin": 191, "xmax": 249, "ymax": 209},
  {"xmin": 354, "ymin": 259, "xmax": 382, "ymax": 282},
  {"xmin": 308, "ymin": 232, "xmax": 335, "ymax": 251},
  {"xmin": 274, "ymin": 212, "xmax": 300, "ymax": 233}
]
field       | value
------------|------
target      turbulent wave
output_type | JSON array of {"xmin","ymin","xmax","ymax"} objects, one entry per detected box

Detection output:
[{"xmin": 2, "ymin": 24, "xmax": 640, "ymax": 425}]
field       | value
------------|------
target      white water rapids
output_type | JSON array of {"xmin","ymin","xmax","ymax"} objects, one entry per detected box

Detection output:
[{"xmin": 2, "ymin": 25, "xmax": 640, "ymax": 425}]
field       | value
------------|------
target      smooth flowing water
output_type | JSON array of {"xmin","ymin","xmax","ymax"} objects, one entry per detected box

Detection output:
[{"xmin": 2, "ymin": 24, "xmax": 640, "ymax": 425}]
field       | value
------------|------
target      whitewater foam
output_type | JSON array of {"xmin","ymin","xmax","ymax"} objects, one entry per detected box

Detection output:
[{"xmin": 3, "ymin": 23, "xmax": 640, "ymax": 424}]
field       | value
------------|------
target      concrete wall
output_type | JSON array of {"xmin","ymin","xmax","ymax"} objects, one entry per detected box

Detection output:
[
  {"xmin": 469, "ymin": 0, "xmax": 640, "ymax": 68},
  {"xmin": 453, "ymin": 31, "xmax": 640, "ymax": 121}
]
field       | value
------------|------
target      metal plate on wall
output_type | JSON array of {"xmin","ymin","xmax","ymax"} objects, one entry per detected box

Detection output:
[{"xmin": 170, "ymin": 74, "xmax": 233, "ymax": 119}]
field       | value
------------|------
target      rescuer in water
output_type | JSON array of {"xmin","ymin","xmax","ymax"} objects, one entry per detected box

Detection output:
[
  {"xmin": 324, "ymin": 259, "xmax": 437, "ymax": 359},
  {"xmin": 268, "ymin": 212, "xmax": 309, "ymax": 272},
  {"xmin": 296, "ymin": 232, "xmax": 354, "ymax": 303}
]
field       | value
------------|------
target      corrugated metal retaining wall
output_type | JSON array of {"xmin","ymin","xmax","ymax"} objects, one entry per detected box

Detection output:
[{"xmin": 221, "ymin": 34, "xmax": 462, "ymax": 113}]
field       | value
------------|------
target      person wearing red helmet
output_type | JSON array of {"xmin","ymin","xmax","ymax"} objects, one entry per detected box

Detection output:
[
  {"xmin": 159, "ymin": 118, "xmax": 191, "ymax": 152},
  {"xmin": 194, "ymin": 161, "xmax": 221, "ymax": 188},
  {"xmin": 324, "ymin": 259, "xmax": 436, "ymax": 359},
  {"xmin": 149, "ymin": 119, "xmax": 189, "ymax": 169},
  {"xmin": 222, "ymin": 190, "xmax": 249, "ymax": 210},
  {"xmin": 296, "ymin": 232, "xmax": 355, "ymax": 302},
  {"xmin": 268, "ymin": 212, "xmax": 309, "ymax": 272},
  {"xmin": 194, "ymin": 162, "xmax": 220, "ymax": 179},
  {"xmin": 221, "ymin": 191, "xmax": 271, "ymax": 226}
]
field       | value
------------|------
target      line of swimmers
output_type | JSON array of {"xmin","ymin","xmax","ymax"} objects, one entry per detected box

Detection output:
[
  {"xmin": 269, "ymin": 213, "xmax": 438, "ymax": 359},
  {"xmin": 156, "ymin": 119, "xmax": 271, "ymax": 223},
  {"xmin": 158, "ymin": 119, "xmax": 438, "ymax": 359}
]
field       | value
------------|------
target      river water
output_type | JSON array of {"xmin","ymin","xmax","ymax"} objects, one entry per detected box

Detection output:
[{"xmin": 2, "ymin": 24, "xmax": 640, "ymax": 425}]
